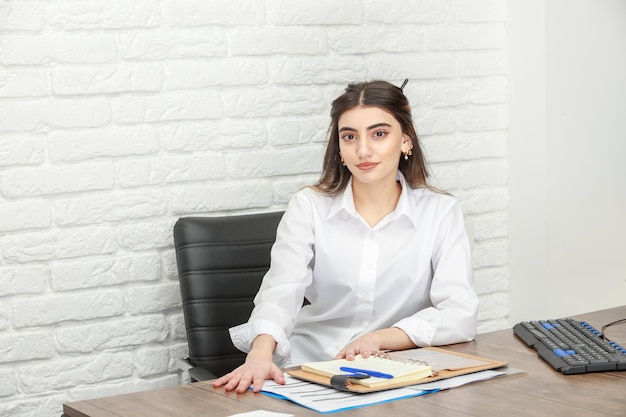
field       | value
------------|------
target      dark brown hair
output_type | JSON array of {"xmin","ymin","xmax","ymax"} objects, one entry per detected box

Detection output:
[{"xmin": 313, "ymin": 80, "xmax": 431, "ymax": 195}]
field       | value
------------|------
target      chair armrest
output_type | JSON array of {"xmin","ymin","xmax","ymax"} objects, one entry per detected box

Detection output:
[{"xmin": 188, "ymin": 366, "xmax": 217, "ymax": 381}]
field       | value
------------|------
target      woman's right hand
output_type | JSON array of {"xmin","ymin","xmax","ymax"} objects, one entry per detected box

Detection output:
[{"xmin": 212, "ymin": 335, "xmax": 285, "ymax": 393}]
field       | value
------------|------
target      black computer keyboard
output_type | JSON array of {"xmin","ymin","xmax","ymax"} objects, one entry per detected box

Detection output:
[{"xmin": 513, "ymin": 318, "xmax": 626, "ymax": 374}]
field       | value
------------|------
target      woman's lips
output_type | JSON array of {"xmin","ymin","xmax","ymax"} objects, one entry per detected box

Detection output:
[{"xmin": 356, "ymin": 162, "xmax": 378, "ymax": 170}]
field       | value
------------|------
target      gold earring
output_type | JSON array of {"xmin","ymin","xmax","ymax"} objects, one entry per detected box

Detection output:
[
  {"xmin": 339, "ymin": 153, "xmax": 346, "ymax": 166},
  {"xmin": 402, "ymin": 147, "xmax": 413, "ymax": 160}
]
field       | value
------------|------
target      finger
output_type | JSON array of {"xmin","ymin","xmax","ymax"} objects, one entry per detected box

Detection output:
[
  {"xmin": 270, "ymin": 367, "xmax": 285, "ymax": 385},
  {"xmin": 236, "ymin": 377, "xmax": 252, "ymax": 394},
  {"xmin": 345, "ymin": 348, "xmax": 356, "ymax": 360}
]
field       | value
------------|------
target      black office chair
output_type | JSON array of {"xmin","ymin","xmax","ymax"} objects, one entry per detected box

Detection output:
[{"xmin": 173, "ymin": 211, "xmax": 284, "ymax": 381}]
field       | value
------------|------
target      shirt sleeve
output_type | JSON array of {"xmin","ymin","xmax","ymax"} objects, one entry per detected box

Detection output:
[
  {"xmin": 229, "ymin": 190, "xmax": 316, "ymax": 365},
  {"xmin": 393, "ymin": 199, "xmax": 478, "ymax": 346}
]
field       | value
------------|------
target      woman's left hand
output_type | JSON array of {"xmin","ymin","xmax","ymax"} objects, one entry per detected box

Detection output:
[
  {"xmin": 335, "ymin": 332, "xmax": 382, "ymax": 360},
  {"xmin": 335, "ymin": 327, "xmax": 416, "ymax": 360}
]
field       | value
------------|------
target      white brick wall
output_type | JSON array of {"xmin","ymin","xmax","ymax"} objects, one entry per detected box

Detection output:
[{"xmin": 0, "ymin": 1, "xmax": 509, "ymax": 415}]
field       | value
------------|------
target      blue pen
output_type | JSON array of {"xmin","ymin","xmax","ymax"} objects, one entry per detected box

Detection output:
[{"xmin": 339, "ymin": 366, "xmax": 394, "ymax": 379}]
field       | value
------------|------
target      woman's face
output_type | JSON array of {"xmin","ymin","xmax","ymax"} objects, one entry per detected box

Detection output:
[{"xmin": 337, "ymin": 105, "xmax": 411, "ymax": 188}]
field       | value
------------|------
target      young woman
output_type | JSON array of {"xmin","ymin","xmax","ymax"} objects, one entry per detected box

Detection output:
[{"xmin": 214, "ymin": 80, "xmax": 478, "ymax": 393}]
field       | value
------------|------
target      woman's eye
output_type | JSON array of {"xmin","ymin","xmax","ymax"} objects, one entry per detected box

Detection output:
[
  {"xmin": 341, "ymin": 133, "xmax": 356, "ymax": 141},
  {"xmin": 373, "ymin": 130, "xmax": 387, "ymax": 138}
]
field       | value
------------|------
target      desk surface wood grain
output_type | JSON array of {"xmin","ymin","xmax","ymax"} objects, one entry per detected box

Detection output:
[{"xmin": 64, "ymin": 305, "xmax": 626, "ymax": 417}]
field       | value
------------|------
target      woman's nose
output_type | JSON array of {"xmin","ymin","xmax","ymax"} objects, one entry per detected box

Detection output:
[{"xmin": 356, "ymin": 138, "xmax": 372, "ymax": 158}]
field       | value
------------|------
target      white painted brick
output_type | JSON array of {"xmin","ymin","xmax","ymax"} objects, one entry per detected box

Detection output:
[
  {"xmin": 12, "ymin": 289, "xmax": 124, "ymax": 327},
  {"xmin": 0, "ymin": 34, "xmax": 117, "ymax": 65},
  {"xmin": 47, "ymin": 0, "xmax": 161, "ymax": 30},
  {"xmin": 169, "ymin": 180, "xmax": 273, "ymax": 214},
  {"xmin": 118, "ymin": 29, "xmax": 227, "ymax": 60},
  {"xmin": 428, "ymin": 164, "xmax": 460, "ymax": 191},
  {"xmin": 52, "ymin": 63, "xmax": 163, "ymax": 96},
  {"xmin": 226, "ymin": 147, "xmax": 324, "ymax": 178},
  {"xmin": 19, "ymin": 352, "xmax": 133, "ymax": 394},
  {"xmin": 459, "ymin": 160, "xmax": 509, "ymax": 188},
  {"xmin": 0, "ymin": 199, "xmax": 51, "ymax": 232},
  {"xmin": 47, "ymin": 126, "xmax": 159, "ymax": 162},
  {"xmin": 329, "ymin": 26, "xmax": 424, "ymax": 54},
  {"xmin": 117, "ymin": 219, "xmax": 176, "ymax": 251},
  {"xmin": 364, "ymin": 0, "xmax": 449, "ymax": 24},
  {"xmin": 268, "ymin": 0, "xmax": 363, "ymax": 25},
  {"xmin": 54, "ymin": 190, "xmax": 168, "ymax": 225},
  {"xmin": 471, "ymin": 211, "xmax": 508, "ymax": 241},
  {"xmin": 222, "ymin": 87, "xmax": 325, "ymax": 118},
  {"xmin": 115, "ymin": 155, "xmax": 227, "ymax": 187},
  {"xmin": 162, "ymin": 0, "xmax": 265, "ymax": 26},
  {"xmin": 474, "ymin": 266, "xmax": 510, "ymax": 295},
  {"xmin": 67, "ymin": 374, "xmax": 180, "ymax": 402},
  {"xmin": 272, "ymin": 176, "xmax": 321, "ymax": 205},
  {"xmin": 126, "ymin": 282, "xmax": 181, "ymax": 314},
  {"xmin": 0, "ymin": 394, "xmax": 65, "ymax": 417},
  {"xmin": 161, "ymin": 249, "xmax": 179, "ymax": 281},
  {"xmin": 57, "ymin": 315, "xmax": 169, "ymax": 353},
  {"xmin": 455, "ymin": 104, "xmax": 508, "ymax": 132},
  {"xmin": 0, "ymin": 331, "xmax": 55, "ymax": 363},
  {"xmin": 0, "ymin": 2, "xmax": 45, "ymax": 31},
  {"xmin": 1, "ymin": 162, "xmax": 114, "ymax": 197},
  {"xmin": 477, "ymin": 293, "xmax": 510, "ymax": 322},
  {"xmin": 0, "ymin": 69, "xmax": 49, "ymax": 97},
  {"xmin": 1, "ymin": 226, "xmax": 117, "ymax": 263},
  {"xmin": 471, "ymin": 239, "xmax": 508, "ymax": 269},
  {"xmin": 134, "ymin": 345, "xmax": 176, "ymax": 377},
  {"xmin": 50, "ymin": 253, "xmax": 161, "ymax": 291},
  {"xmin": 230, "ymin": 27, "xmax": 328, "ymax": 55},
  {"xmin": 457, "ymin": 51, "xmax": 508, "ymax": 77},
  {"xmin": 166, "ymin": 59, "xmax": 268, "ymax": 90},
  {"xmin": 414, "ymin": 108, "xmax": 456, "ymax": 136},
  {"xmin": 160, "ymin": 120, "xmax": 267, "ymax": 152},
  {"xmin": 0, "ymin": 98, "xmax": 110, "ymax": 133},
  {"xmin": 365, "ymin": 53, "xmax": 457, "ymax": 80},
  {"xmin": 0, "ymin": 265, "xmax": 48, "ymax": 297},
  {"xmin": 421, "ymin": 132, "xmax": 507, "ymax": 163},
  {"xmin": 452, "ymin": 0, "xmax": 507, "ymax": 23},
  {"xmin": 111, "ymin": 92, "xmax": 222, "ymax": 124},
  {"xmin": 459, "ymin": 160, "xmax": 508, "ymax": 189},
  {"xmin": 421, "ymin": 77, "xmax": 507, "ymax": 107},
  {"xmin": 267, "ymin": 116, "xmax": 327, "ymax": 147},
  {"xmin": 167, "ymin": 312, "xmax": 187, "ymax": 341},
  {"xmin": 0, "ymin": 135, "xmax": 45, "ymax": 167},
  {"xmin": 478, "ymin": 317, "xmax": 510, "ymax": 333},
  {"xmin": 0, "ymin": 299, "xmax": 9, "ymax": 328},
  {"xmin": 424, "ymin": 25, "xmax": 506, "ymax": 50},
  {"xmin": 0, "ymin": 369, "xmax": 16, "ymax": 397},
  {"xmin": 269, "ymin": 56, "xmax": 368, "ymax": 85},
  {"xmin": 456, "ymin": 187, "xmax": 509, "ymax": 215}
]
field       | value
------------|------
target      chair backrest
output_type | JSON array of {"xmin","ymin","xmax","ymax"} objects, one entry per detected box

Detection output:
[{"xmin": 173, "ymin": 211, "xmax": 284, "ymax": 378}]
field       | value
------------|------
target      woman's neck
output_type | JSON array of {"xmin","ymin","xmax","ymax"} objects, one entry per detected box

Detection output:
[{"xmin": 352, "ymin": 178, "xmax": 402, "ymax": 228}]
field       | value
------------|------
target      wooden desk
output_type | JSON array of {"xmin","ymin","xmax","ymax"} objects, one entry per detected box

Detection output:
[{"xmin": 64, "ymin": 306, "xmax": 626, "ymax": 417}]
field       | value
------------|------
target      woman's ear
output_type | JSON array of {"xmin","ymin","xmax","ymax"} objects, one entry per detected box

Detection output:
[{"xmin": 401, "ymin": 135, "xmax": 413, "ymax": 153}]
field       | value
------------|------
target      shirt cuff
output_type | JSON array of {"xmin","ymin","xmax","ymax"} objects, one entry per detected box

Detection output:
[
  {"xmin": 393, "ymin": 315, "xmax": 438, "ymax": 347},
  {"xmin": 229, "ymin": 319, "xmax": 292, "ymax": 367}
]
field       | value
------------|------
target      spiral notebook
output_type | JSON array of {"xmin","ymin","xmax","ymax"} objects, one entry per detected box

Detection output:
[{"xmin": 288, "ymin": 347, "xmax": 508, "ymax": 393}]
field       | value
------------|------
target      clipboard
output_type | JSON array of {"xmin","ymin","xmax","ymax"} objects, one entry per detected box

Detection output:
[{"xmin": 288, "ymin": 346, "xmax": 508, "ymax": 393}]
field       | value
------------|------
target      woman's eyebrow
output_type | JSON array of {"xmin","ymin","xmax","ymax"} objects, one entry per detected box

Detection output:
[{"xmin": 338, "ymin": 122, "xmax": 392, "ymax": 133}]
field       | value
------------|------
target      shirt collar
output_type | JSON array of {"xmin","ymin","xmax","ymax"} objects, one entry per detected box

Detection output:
[{"xmin": 327, "ymin": 172, "xmax": 418, "ymax": 228}]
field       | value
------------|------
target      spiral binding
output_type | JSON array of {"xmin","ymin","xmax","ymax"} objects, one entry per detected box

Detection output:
[{"xmin": 369, "ymin": 351, "xmax": 429, "ymax": 367}]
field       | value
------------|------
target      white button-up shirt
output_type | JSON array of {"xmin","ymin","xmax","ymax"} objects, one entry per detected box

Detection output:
[{"xmin": 230, "ymin": 172, "xmax": 478, "ymax": 367}]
